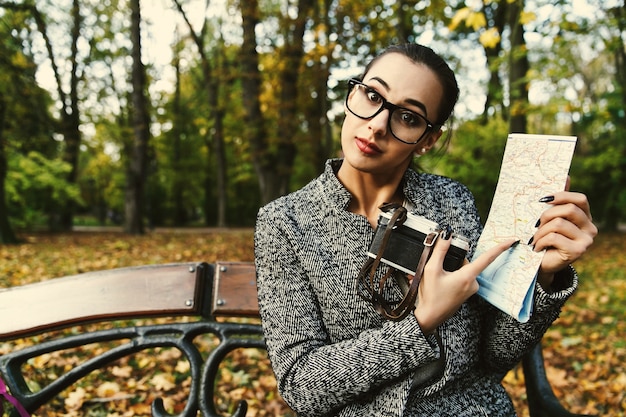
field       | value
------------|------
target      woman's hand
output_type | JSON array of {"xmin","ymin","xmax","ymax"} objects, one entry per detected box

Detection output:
[
  {"xmin": 413, "ymin": 232, "xmax": 517, "ymax": 335},
  {"xmin": 530, "ymin": 191, "xmax": 597, "ymax": 289}
]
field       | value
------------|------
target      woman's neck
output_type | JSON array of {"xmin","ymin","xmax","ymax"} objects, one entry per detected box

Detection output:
[{"xmin": 337, "ymin": 164, "xmax": 405, "ymax": 228}]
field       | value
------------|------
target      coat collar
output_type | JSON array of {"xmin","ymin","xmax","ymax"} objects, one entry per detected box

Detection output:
[{"xmin": 320, "ymin": 158, "xmax": 426, "ymax": 214}]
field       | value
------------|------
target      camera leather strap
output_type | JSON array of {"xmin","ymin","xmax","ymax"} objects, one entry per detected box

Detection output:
[
  {"xmin": 357, "ymin": 203, "xmax": 439, "ymax": 322},
  {"xmin": 356, "ymin": 203, "xmax": 446, "ymax": 388}
]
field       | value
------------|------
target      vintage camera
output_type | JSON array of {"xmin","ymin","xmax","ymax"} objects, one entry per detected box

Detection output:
[{"xmin": 368, "ymin": 210, "xmax": 470, "ymax": 275}]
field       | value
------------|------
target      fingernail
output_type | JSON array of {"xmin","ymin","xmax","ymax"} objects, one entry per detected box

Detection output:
[
  {"xmin": 534, "ymin": 219, "xmax": 540, "ymax": 228},
  {"xmin": 442, "ymin": 225, "xmax": 452, "ymax": 240},
  {"xmin": 527, "ymin": 236, "xmax": 534, "ymax": 245},
  {"xmin": 539, "ymin": 196, "xmax": 555, "ymax": 203},
  {"xmin": 510, "ymin": 240, "xmax": 521, "ymax": 249}
]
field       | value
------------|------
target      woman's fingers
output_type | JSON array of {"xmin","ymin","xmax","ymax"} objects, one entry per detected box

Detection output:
[
  {"xmin": 424, "ymin": 226, "xmax": 453, "ymax": 272},
  {"xmin": 530, "ymin": 191, "xmax": 597, "ymax": 272},
  {"xmin": 462, "ymin": 239, "xmax": 518, "ymax": 278},
  {"xmin": 538, "ymin": 191, "xmax": 593, "ymax": 226},
  {"xmin": 416, "ymin": 232, "xmax": 516, "ymax": 334}
]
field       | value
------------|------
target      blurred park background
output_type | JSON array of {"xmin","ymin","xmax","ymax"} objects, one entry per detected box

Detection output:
[
  {"xmin": 0, "ymin": 0, "xmax": 625, "ymax": 416},
  {"xmin": 0, "ymin": 0, "xmax": 625, "ymax": 237}
]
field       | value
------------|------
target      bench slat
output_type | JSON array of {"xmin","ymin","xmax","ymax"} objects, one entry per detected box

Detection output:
[
  {"xmin": 212, "ymin": 261, "xmax": 259, "ymax": 317},
  {"xmin": 0, "ymin": 262, "xmax": 208, "ymax": 339}
]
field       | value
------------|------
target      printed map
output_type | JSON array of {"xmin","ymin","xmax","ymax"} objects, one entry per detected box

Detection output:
[{"xmin": 472, "ymin": 133, "xmax": 577, "ymax": 322}]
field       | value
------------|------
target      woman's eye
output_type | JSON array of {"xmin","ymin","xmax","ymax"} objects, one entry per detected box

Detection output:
[
  {"xmin": 366, "ymin": 89, "xmax": 382, "ymax": 104},
  {"xmin": 399, "ymin": 111, "xmax": 418, "ymax": 126}
]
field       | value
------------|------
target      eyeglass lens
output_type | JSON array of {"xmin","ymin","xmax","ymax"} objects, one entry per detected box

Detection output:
[{"xmin": 347, "ymin": 81, "xmax": 430, "ymax": 144}]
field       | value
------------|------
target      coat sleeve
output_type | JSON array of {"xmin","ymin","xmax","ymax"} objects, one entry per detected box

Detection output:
[
  {"xmin": 254, "ymin": 203, "xmax": 443, "ymax": 416},
  {"xmin": 478, "ymin": 267, "xmax": 577, "ymax": 373}
]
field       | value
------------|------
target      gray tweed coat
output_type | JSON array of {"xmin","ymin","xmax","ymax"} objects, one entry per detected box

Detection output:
[{"xmin": 254, "ymin": 159, "xmax": 576, "ymax": 417}]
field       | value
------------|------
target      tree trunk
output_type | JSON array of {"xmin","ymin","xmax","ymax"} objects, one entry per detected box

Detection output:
[
  {"xmin": 0, "ymin": 92, "xmax": 18, "ymax": 244},
  {"xmin": 243, "ymin": 0, "xmax": 313, "ymax": 204},
  {"xmin": 172, "ymin": 45, "xmax": 186, "ymax": 226},
  {"xmin": 481, "ymin": 1, "xmax": 507, "ymax": 124},
  {"xmin": 240, "ymin": 0, "xmax": 273, "ymax": 203},
  {"xmin": 173, "ymin": 0, "xmax": 227, "ymax": 226},
  {"xmin": 273, "ymin": 0, "xmax": 313, "ymax": 197},
  {"xmin": 211, "ymin": 45, "xmax": 227, "ymax": 227},
  {"xmin": 508, "ymin": 0, "xmax": 529, "ymax": 133},
  {"xmin": 306, "ymin": 0, "xmax": 333, "ymax": 172},
  {"xmin": 28, "ymin": 0, "xmax": 83, "ymax": 231},
  {"xmin": 199, "ymin": 52, "xmax": 227, "ymax": 227},
  {"xmin": 59, "ymin": 113, "xmax": 81, "ymax": 231},
  {"xmin": 602, "ymin": 4, "xmax": 626, "ymax": 231},
  {"xmin": 0, "ymin": 179, "xmax": 17, "ymax": 244},
  {"xmin": 124, "ymin": 0, "xmax": 150, "ymax": 234}
]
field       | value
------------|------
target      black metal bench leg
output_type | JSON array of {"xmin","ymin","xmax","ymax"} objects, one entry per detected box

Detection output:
[{"xmin": 522, "ymin": 342, "xmax": 597, "ymax": 417}]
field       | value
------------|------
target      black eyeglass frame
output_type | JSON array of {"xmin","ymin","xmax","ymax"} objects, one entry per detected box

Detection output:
[{"xmin": 345, "ymin": 78, "xmax": 440, "ymax": 145}]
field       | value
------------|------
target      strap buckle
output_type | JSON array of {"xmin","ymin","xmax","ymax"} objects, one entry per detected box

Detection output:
[{"xmin": 423, "ymin": 231, "xmax": 439, "ymax": 247}]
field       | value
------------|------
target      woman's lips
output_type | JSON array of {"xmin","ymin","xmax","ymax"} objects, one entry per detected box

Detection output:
[{"xmin": 355, "ymin": 137, "xmax": 382, "ymax": 155}]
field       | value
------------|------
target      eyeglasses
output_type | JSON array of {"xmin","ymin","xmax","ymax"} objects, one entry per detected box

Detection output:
[{"xmin": 345, "ymin": 78, "xmax": 438, "ymax": 145}]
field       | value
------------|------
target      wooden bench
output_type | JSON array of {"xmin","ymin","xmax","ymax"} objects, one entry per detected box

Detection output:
[{"xmin": 0, "ymin": 262, "xmax": 593, "ymax": 416}]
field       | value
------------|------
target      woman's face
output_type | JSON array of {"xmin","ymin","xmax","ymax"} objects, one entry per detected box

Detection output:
[{"xmin": 340, "ymin": 52, "xmax": 444, "ymax": 176}]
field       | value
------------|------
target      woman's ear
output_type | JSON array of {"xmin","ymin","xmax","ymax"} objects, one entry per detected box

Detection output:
[
  {"xmin": 416, "ymin": 129, "xmax": 443, "ymax": 156},
  {"xmin": 426, "ymin": 128, "xmax": 444, "ymax": 149},
  {"xmin": 414, "ymin": 147, "xmax": 427, "ymax": 157}
]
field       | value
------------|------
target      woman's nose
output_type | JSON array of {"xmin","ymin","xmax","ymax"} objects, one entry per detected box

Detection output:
[{"xmin": 368, "ymin": 108, "xmax": 390, "ymax": 136}]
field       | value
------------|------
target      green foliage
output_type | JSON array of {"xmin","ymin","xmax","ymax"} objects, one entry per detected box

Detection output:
[
  {"xmin": 6, "ymin": 151, "xmax": 83, "ymax": 229},
  {"xmin": 433, "ymin": 118, "xmax": 509, "ymax": 221},
  {"xmin": 570, "ymin": 107, "xmax": 626, "ymax": 229},
  {"xmin": 78, "ymin": 140, "xmax": 125, "ymax": 224},
  {"xmin": 0, "ymin": 7, "xmax": 56, "ymax": 155}
]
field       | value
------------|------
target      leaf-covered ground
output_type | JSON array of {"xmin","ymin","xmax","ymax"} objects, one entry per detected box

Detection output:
[{"xmin": 0, "ymin": 229, "xmax": 624, "ymax": 416}]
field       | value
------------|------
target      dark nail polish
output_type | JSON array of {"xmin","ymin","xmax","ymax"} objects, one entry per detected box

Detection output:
[
  {"xmin": 539, "ymin": 196, "xmax": 555, "ymax": 203},
  {"xmin": 534, "ymin": 219, "xmax": 541, "ymax": 228},
  {"xmin": 527, "ymin": 236, "xmax": 534, "ymax": 245},
  {"xmin": 509, "ymin": 240, "xmax": 521, "ymax": 249},
  {"xmin": 441, "ymin": 225, "xmax": 451, "ymax": 240}
]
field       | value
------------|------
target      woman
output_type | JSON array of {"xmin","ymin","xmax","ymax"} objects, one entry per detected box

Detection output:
[{"xmin": 254, "ymin": 44, "xmax": 596, "ymax": 417}]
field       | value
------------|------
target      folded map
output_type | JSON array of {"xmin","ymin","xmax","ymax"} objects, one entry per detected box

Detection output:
[{"xmin": 471, "ymin": 133, "xmax": 577, "ymax": 322}]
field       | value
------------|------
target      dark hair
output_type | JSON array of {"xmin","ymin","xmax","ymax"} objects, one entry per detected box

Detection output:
[{"xmin": 361, "ymin": 44, "xmax": 459, "ymax": 127}]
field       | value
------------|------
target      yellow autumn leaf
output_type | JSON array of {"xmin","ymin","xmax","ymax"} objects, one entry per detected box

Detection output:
[
  {"xmin": 111, "ymin": 365, "xmax": 133, "ymax": 378},
  {"xmin": 175, "ymin": 359, "xmax": 191, "ymax": 373},
  {"xmin": 129, "ymin": 403, "xmax": 152, "ymax": 415},
  {"xmin": 96, "ymin": 381, "xmax": 121, "ymax": 398},
  {"xmin": 228, "ymin": 387, "xmax": 247, "ymax": 402},
  {"xmin": 466, "ymin": 11, "xmax": 487, "ymax": 31},
  {"xmin": 479, "ymin": 28, "xmax": 501, "ymax": 49},
  {"xmin": 520, "ymin": 11, "xmax": 537, "ymax": 25},
  {"xmin": 65, "ymin": 387, "xmax": 87, "ymax": 411},
  {"xmin": 161, "ymin": 396, "xmax": 177, "ymax": 414},
  {"xmin": 32, "ymin": 353, "xmax": 52, "ymax": 368},
  {"xmin": 545, "ymin": 366, "xmax": 569, "ymax": 388},
  {"xmin": 449, "ymin": 7, "xmax": 471, "ymax": 31},
  {"xmin": 151, "ymin": 373, "xmax": 176, "ymax": 391},
  {"xmin": 137, "ymin": 356, "xmax": 153, "ymax": 368}
]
